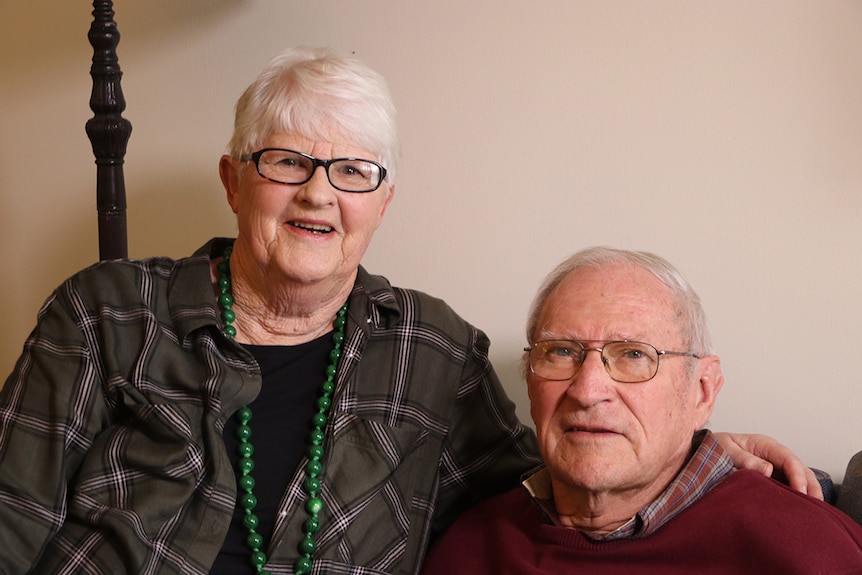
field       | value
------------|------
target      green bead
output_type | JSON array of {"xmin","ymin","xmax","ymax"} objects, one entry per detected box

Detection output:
[
  {"xmin": 246, "ymin": 531, "xmax": 264, "ymax": 549},
  {"xmin": 238, "ymin": 442, "xmax": 254, "ymax": 458},
  {"xmin": 221, "ymin": 308, "xmax": 236, "ymax": 323},
  {"xmin": 329, "ymin": 347, "xmax": 341, "ymax": 362},
  {"xmin": 238, "ymin": 474, "xmax": 255, "ymax": 492},
  {"xmin": 218, "ymin": 292, "xmax": 234, "ymax": 308},
  {"xmin": 304, "ymin": 477, "xmax": 321, "ymax": 495},
  {"xmin": 236, "ymin": 423, "xmax": 252, "ymax": 441},
  {"xmin": 306, "ymin": 496, "xmax": 323, "ymax": 514},
  {"xmin": 237, "ymin": 407, "xmax": 253, "ymax": 423},
  {"xmin": 306, "ymin": 459, "xmax": 322, "ymax": 476},
  {"xmin": 217, "ymin": 260, "xmax": 229, "ymax": 275},
  {"xmin": 217, "ymin": 275, "xmax": 231, "ymax": 290},
  {"xmin": 225, "ymin": 325, "xmax": 237, "ymax": 338},
  {"xmin": 295, "ymin": 556, "xmax": 312, "ymax": 574},
  {"xmin": 243, "ymin": 512, "xmax": 259, "ymax": 530},
  {"xmin": 298, "ymin": 534, "xmax": 317, "ymax": 554},
  {"xmin": 249, "ymin": 549, "xmax": 267, "ymax": 567},
  {"xmin": 239, "ymin": 457, "xmax": 255, "ymax": 474},
  {"xmin": 321, "ymin": 380, "xmax": 335, "ymax": 394},
  {"xmin": 312, "ymin": 412, "xmax": 327, "ymax": 428},
  {"xmin": 325, "ymin": 364, "xmax": 337, "ymax": 378},
  {"xmin": 309, "ymin": 429, "xmax": 325, "ymax": 445},
  {"xmin": 303, "ymin": 516, "xmax": 320, "ymax": 534},
  {"xmin": 316, "ymin": 396, "xmax": 331, "ymax": 411},
  {"xmin": 240, "ymin": 492, "xmax": 257, "ymax": 510},
  {"xmin": 308, "ymin": 444, "xmax": 324, "ymax": 460}
]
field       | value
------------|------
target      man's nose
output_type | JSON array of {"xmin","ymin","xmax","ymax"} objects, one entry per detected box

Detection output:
[{"xmin": 566, "ymin": 348, "xmax": 614, "ymax": 404}]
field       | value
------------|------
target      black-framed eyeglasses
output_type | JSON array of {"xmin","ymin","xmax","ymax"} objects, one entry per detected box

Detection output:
[
  {"xmin": 524, "ymin": 339, "xmax": 700, "ymax": 383},
  {"xmin": 240, "ymin": 148, "xmax": 388, "ymax": 193}
]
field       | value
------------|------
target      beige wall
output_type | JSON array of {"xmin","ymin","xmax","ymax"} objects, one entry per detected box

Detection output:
[{"xmin": 1, "ymin": 0, "xmax": 860, "ymax": 481}]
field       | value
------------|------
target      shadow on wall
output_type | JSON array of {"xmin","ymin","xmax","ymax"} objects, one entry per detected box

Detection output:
[
  {"xmin": 127, "ymin": 172, "xmax": 237, "ymax": 259},
  {"xmin": 0, "ymin": 0, "xmax": 242, "ymax": 85},
  {"xmin": 0, "ymin": 168, "xmax": 234, "ymax": 383},
  {"xmin": 0, "ymin": 0, "xmax": 243, "ymax": 265}
]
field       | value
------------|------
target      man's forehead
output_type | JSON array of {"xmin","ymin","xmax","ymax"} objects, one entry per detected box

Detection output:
[
  {"xmin": 557, "ymin": 263, "xmax": 671, "ymax": 302},
  {"xmin": 538, "ymin": 264, "xmax": 680, "ymax": 337}
]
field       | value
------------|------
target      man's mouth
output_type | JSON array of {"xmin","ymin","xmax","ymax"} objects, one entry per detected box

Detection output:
[
  {"xmin": 288, "ymin": 221, "xmax": 333, "ymax": 234},
  {"xmin": 568, "ymin": 425, "xmax": 618, "ymax": 435}
]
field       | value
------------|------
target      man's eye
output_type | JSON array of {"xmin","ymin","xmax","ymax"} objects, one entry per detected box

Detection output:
[
  {"xmin": 548, "ymin": 345, "xmax": 576, "ymax": 358},
  {"xmin": 621, "ymin": 349, "xmax": 645, "ymax": 359},
  {"xmin": 614, "ymin": 345, "xmax": 654, "ymax": 363}
]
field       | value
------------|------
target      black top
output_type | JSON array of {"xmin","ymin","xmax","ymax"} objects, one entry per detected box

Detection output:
[{"xmin": 210, "ymin": 332, "xmax": 333, "ymax": 574}]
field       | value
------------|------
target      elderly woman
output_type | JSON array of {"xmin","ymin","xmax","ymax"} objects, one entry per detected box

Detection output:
[{"xmin": 0, "ymin": 47, "xmax": 818, "ymax": 575}]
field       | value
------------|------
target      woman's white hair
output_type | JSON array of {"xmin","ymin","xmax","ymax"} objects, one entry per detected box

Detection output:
[
  {"xmin": 228, "ymin": 46, "xmax": 400, "ymax": 181},
  {"xmin": 525, "ymin": 246, "xmax": 714, "ymax": 359}
]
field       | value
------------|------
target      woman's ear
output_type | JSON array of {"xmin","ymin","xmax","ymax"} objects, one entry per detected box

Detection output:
[
  {"xmin": 376, "ymin": 183, "xmax": 395, "ymax": 227},
  {"xmin": 219, "ymin": 155, "xmax": 241, "ymax": 214}
]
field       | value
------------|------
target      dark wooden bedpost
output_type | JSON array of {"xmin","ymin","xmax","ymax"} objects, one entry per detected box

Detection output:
[{"xmin": 86, "ymin": 0, "xmax": 131, "ymax": 260}]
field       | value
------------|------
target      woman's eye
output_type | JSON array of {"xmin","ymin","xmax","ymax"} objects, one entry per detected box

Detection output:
[{"xmin": 335, "ymin": 161, "xmax": 374, "ymax": 180}]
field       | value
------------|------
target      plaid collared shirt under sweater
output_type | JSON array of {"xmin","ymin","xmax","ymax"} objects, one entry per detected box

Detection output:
[{"xmin": 525, "ymin": 429, "xmax": 734, "ymax": 539}]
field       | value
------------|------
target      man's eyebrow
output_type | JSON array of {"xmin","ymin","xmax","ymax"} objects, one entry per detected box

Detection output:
[
  {"xmin": 534, "ymin": 330, "xmax": 576, "ymax": 341},
  {"xmin": 534, "ymin": 330, "xmax": 651, "ymax": 342}
]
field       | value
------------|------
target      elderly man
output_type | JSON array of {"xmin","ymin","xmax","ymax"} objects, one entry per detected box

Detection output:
[{"xmin": 422, "ymin": 247, "xmax": 862, "ymax": 574}]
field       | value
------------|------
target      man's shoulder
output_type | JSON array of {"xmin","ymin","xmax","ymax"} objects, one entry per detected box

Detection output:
[
  {"xmin": 718, "ymin": 468, "xmax": 829, "ymax": 500},
  {"xmin": 704, "ymin": 468, "xmax": 862, "ymax": 532},
  {"xmin": 454, "ymin": 486, "xmax": 534, "ymax": 527}
]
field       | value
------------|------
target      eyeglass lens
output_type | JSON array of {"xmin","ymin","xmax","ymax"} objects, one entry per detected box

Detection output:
[
  {"xmin": 529, "ymin": 340, "xmax": 659, "ymax": 383},
  {"xmin": 256, "ymin": 149, "xmax": 383, "ymax": 192}
]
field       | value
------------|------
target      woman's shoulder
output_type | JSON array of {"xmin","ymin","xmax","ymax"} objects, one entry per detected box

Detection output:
[
  {"xmin": 356, "ymin": 266, "xmax": 479, "ymax": 335},
  {"xmin": 66, "ymin": 253, "xmax": 203, "ymax": 288},
  {"xmin": 56, "ymin": 239, "xmax": 218, "ymax": 304}
]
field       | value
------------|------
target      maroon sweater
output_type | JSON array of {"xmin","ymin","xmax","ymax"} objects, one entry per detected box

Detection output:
[{"xmin": 422, "ymin": 469, "xmax": 862, "ymax": 574}]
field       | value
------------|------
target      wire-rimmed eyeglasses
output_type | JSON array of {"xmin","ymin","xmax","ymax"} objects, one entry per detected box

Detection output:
[
  {"xmin": 524, "ymin": 339, "xmax": 700, "ymax": 383},
  {"xmin": 240, "ymin": 148, "xmax": 388, "ymax": 193}
]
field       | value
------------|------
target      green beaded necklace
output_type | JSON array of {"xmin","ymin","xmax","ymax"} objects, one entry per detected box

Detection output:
[{"xmin": 217, "ymin": 245, "xmax": 347, "ymax": 575}]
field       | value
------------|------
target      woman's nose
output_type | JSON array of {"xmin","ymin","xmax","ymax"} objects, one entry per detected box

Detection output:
[{"xmin": 296, "ymin": 166, "xmax": 337, "ymax": 205}]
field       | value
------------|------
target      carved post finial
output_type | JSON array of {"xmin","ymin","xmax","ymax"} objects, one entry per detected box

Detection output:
[{"xmin": 86, "ymin": 0, "xmax": 131, "ymax": 260}]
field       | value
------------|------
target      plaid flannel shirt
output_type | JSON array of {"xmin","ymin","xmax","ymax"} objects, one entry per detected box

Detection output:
[{"xmin": 0, "ymin": 238, "xmax": 540, "ymax": 575}]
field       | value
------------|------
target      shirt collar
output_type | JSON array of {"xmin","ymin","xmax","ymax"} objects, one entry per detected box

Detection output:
[{"xmin": 522, "ymin": 429, "xmax": 734, "ymax": 540}]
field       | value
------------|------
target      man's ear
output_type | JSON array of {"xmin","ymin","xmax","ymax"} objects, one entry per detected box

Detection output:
[{"xmin": 693, "ymin": 356, "xmax": 724, "ymax": 429}]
